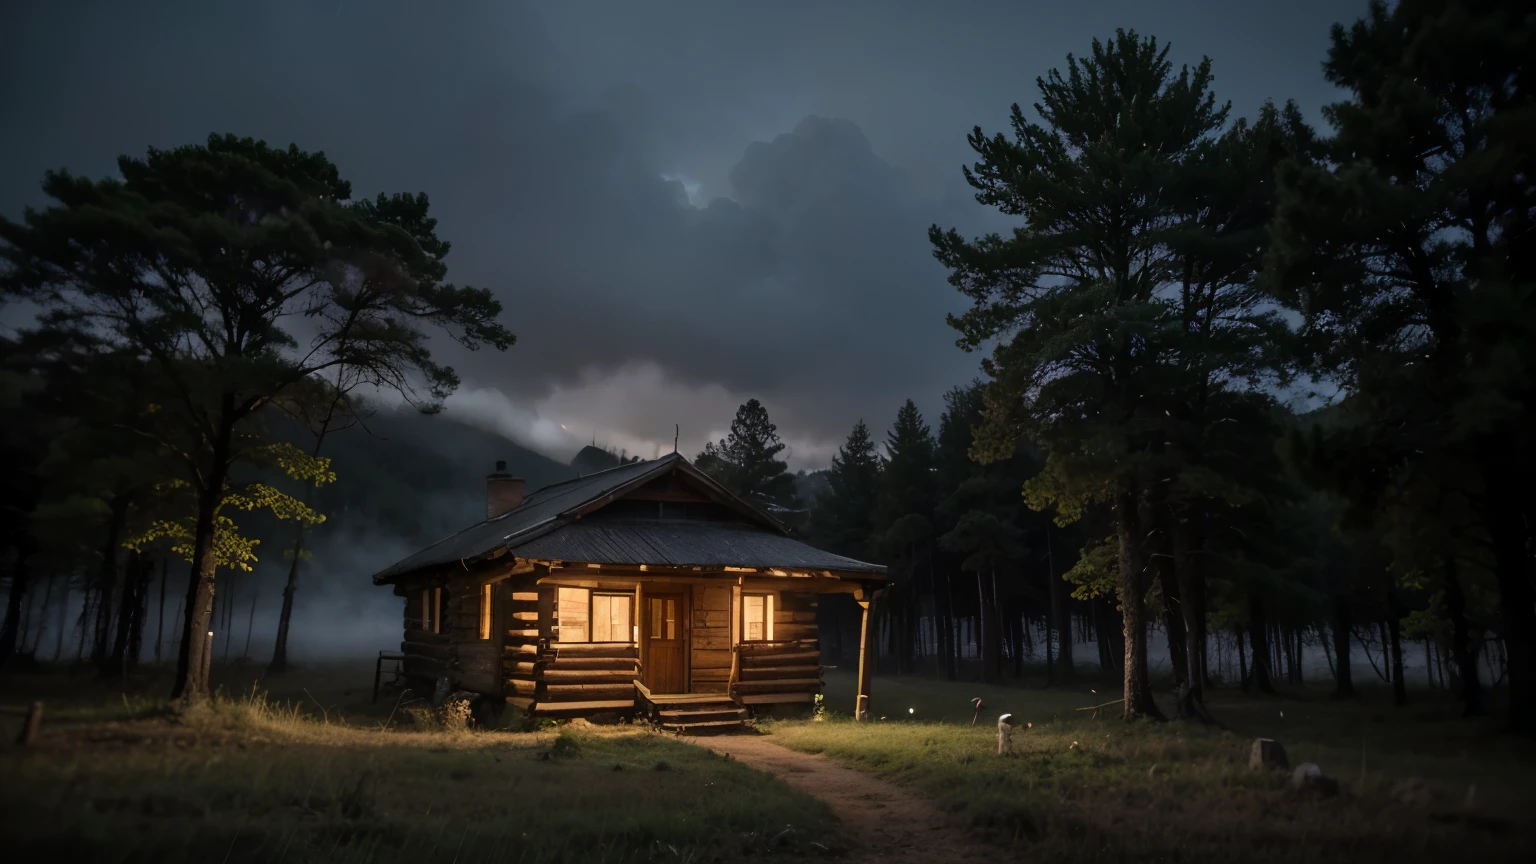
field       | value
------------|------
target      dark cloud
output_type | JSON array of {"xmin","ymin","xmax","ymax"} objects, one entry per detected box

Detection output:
[{"xmin": 2, "ymin": 0, "xmax": 1351, "ymax": 467}]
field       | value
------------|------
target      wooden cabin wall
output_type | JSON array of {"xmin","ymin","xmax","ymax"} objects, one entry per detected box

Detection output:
[
  {"xmin": 399, "ymin": 578, "xmax": 449, "ymax": 685},
  {"xmin": 691, "ymin": 584, "xmax": 732, "ymax": 693},
  {"xmin": 731, "ymin": 590, "xmax": 824, "ymax": 711},
  {"xmin": 397, "ymin": 573, "xmax": 507, "ymax": 697},
  {"xmin": 501, "ymin": 576, "xmax": 542, "ymax": 704},
  {"xmin": 776, "ymin": 591, "xmax": 820, "ymax": 643}
]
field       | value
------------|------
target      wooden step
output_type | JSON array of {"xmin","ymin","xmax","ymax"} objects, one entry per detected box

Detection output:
[
  {"xmin": 659, "ymin": 707, "xmax": 747, "ymax": 723},
  {"xmin": 662, "ymin": 718, "xmax": 748, "ymax": 732}
]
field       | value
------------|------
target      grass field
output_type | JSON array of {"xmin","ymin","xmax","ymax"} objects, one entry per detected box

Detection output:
[
  {"xmin": 766, "ymin": 669, "xmax": 1536, "ymax": 862},
  {"xmin": 4, "ymin": 660, "xmax": 1534, "ymax": 863},
  {"xmin": 0, "ymin": 662, "xmax": 837, "ymax": 864}
]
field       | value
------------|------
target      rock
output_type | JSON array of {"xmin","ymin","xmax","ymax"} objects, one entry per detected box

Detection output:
[
  {"xmin": 1249, "ymin": 738, "xmax": 1289, "ymax": 771},
  {"xmin": 1392, "ymin": 778, "xmax": 1434, "ymax": 808},
  {"xmin": 1291, "ymin": 762, "xmax": 1340, "ymax": 796}
]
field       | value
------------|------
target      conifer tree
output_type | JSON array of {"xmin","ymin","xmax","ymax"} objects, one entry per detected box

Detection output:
[
  {"xmin": 811, "ymin": 420, "xmax": 884, "ymax": 561},
  {"xmin": 1266, "ymin": 0, "xmax": 1536, "ymax": 734},
  {"xmin": 931, "ymin": 30, "xmax": 1230, "ymax": 719},
  {"xmin": 1, "ymin": 134, "xmax": 514, "ymax": 702},
  {"xmin": 696, "ymin": 399, "xmax": 799, "ymax": 511}
]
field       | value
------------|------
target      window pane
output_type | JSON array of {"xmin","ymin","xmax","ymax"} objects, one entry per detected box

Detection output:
[
  {"xmin": 480, "ymin": 584, "xmax": 492, "ymax": 640},
  {"xmin": 558, "ymin": 587, "xmax": 590, "ymax": 643},
  {"xmin": 611, "ymin": 596, "xmax": 632, "ymax": 643},
  {"xmin": 744, "ymin": 595, "xmax": 764, "ymax": 641}
]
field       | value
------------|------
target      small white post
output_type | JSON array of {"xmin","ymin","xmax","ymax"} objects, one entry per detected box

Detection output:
[{"xmin": 997, "ymin": 713, "xmax": 1014, "ymax": 755}]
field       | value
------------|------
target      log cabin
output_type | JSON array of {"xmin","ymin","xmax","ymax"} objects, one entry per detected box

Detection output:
[{"xmin": 372, "ymin": 453, "xmax": 886, "ymax": 731}]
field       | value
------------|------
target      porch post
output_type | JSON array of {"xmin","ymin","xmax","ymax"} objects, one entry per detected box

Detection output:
[{"xmin": 856, "ymin": 596, "xmax": 873, "ymax": 721}]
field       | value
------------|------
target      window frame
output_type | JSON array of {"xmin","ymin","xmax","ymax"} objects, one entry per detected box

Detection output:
[
  {"xmin": 555, "ymin": 587, "xmax": 636, "ymax": 644},
  {"xmin": 479, "ymin": 583, "xmax": 493, "ymax": 640},
  {"xmin": 741, "ymin": 592, "xmax": 775, "ymax": 642},
  {"xmin": 420, "ymin": 586, "xmax": 442, "ymax": 634}
]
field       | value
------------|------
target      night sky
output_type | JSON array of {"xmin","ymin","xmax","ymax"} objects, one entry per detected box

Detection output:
[{"xmin": 0, "ymin": 0, "xmax": 1351, "ymax": 469}]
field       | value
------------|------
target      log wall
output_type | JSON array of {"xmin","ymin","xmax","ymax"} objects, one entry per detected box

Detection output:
[
  {"xmin": 731, "ymin": 591, "xmax": 823, "ymax": 709},
  {"xmin": 691, "ymin": 584, "xmax": 732, "ymax": 693}
]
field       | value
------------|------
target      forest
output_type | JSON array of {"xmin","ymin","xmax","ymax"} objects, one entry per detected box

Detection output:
[{"xmin": 1, "ymin": 0, "xmax": 1533, "ymax": 749}]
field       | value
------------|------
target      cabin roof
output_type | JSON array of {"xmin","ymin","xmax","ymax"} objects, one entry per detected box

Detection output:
[
  {"xmin": 372, "ymin": 452, "xmax": 886, "ymax": 583},
  {"xmin": 514, "ymin": 518, "xmax": 884, "ymax": 573}
]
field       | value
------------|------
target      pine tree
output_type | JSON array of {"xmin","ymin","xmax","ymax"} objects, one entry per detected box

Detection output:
[
  {"xmin": 0, "ymin": 134, "xmax": 514, "ymax": 703},
  {"xmin": 931, "ymin": 30, "xmax": 1230, "ymax": 719},
  {"xmin": 870, "ymin": 400, "xmax": 938, "ymax": 675},
  {"xmin": 1266, "ymin": 0, "xmax": 1536, "ymax": 734},
  {"xmin": 811, "ymin": 420, "xmax": 884, "ymax": 561},
  {"xmin": 695, "ymin": 399, "xmax": 799, "ymax": 511}
]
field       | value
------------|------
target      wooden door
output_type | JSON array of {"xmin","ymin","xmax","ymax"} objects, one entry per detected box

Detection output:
[{"xmin": 645, "ymin": 592, "xmax": 685, "ymax": 693}]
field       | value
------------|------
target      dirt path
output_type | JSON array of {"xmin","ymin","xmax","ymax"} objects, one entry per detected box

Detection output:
[{"xmin": 696, "ymin": 734, "xmax": 997, "ymax": 863}]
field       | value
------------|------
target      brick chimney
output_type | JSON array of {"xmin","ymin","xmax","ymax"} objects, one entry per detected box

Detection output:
[{"xmin": 486, "ymin": 460, "xmax": 526, "ymax": 519}]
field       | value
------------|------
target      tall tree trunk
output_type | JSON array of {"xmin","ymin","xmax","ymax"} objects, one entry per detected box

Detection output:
[
  {"xmin": 1387, "ymin": 594, "xmax": 1408, "ymax": 707},
  {"xmin": 1156, "ymin": 561, "xmax": 1188, "ymax": 692},
  {"xmin": 1331, "ymin": 596, "xmax": 1355, "ymax": 698},
  {"xmin": 1236, "ymin": 626, "xmax": 1248, "ymax": 684},
  {"xmin": 91, "ymin": 495, "xmax": 130, "ymax": 671},
  {"xmin": 1378, "ymin": 621, "xmax": 1391, "ymax": 683},
  {"xmin": 1245, "ymin": 594, "xmax": 1274, "ymax": 694},
  {"xmin": 154, "ymin": 557, "xmax": 167, "ymax": 664},
  {"xmin": 1096, "ymin": 596, "xmax": 1123, "ymax": 679},
  {"xmin": 1443, "ymin": 562, "xmax": 1486, "ymax": 715},
  {"xmin": 977, "ymin": 568, "xmax": 1000, "ymax": 683},
  {"xmin": 1170, "ymin": 516, "xmax": 1209, "ymax": 720},
  {"xmin": 1484, "ymin": 466, "xmax": 1536, "ymax": 736},
  {"xmin": 0, "ymin": 551, "xmax": 34, "ymax": 666},
  {"xmin": 108, "ymin": 549, "xmax": 150, "ymax": 676},
  {"xmin": 1115, "ymin": 489, "xmax": 1162, "ymax": 720},
  {"xmin": 1046, "ymin": 526, "xmax": 1074, "ymax": 681},
  {"xmin": 171, "ymin": 406, "xmax": 234, "ymax": 704},
  {"xmin": 1045, "ymin": 608, "xmax": 1056, "ymax": 685}
]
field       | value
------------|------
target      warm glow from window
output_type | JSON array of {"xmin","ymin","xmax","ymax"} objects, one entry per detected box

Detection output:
[
  {"xmin": 479, "ymin": 584, "xmax": 493, "ymax": 639},
  {"xmin": 421, "ymin": 587, "xmax": 442, "ymax": 634},
  {"xmin": 743, "ymin": 594, "xmax": 774, "ymax": 641},
  {"xmin": 650, "ymin": 596, "xmax": 679, "ymax": 640},
  {"xmin": 593, "ymin": 593, "xmax": 632, "ymax": 642},
  {"xmin": 558, "ymin": 587, "xmax": 589, "ymax": 642},
  {"xmin": 558, "ymin": 588, "xmax": 634, "ymax": 643}
]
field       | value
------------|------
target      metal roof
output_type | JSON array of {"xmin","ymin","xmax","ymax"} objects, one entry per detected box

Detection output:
[
  {"xmin": 513, "ymin": 518, "xmax": 886, "ymax": 574},
  {"xmin": 372, "ymin": 452, "xmax": 886, "ymax": 582}
]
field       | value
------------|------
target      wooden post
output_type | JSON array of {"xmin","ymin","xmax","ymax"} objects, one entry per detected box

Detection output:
[
  {"xmin": 856, "ymin": 597, "xmax": 873, "ymax": 721},
  {"xmin": 17, "ymin": 700, "xmax": 43, "ymax": 746}
]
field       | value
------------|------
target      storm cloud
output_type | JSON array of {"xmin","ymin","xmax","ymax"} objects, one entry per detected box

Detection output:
[{"xmin": 1, "ymin": 0, "xmax": 1348, "ymax": 468}]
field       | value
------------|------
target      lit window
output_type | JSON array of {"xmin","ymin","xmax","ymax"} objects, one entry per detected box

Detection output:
[
  {"xmin": 421, "ymin": 587, "xmax": 442, "ymax": 634},
  {"xmin": 479, "ymin": 584, "xmax": 493, "ymax": 640},
  {"xmin": 650, "ymin": 596, "xmax": 678, "ymax": 640},
  {"xmin": 558, "ymin": 588, "xmax": 634, "ymax": 643},
  {"xmin": 743, "ymin": 594, "xmax": 774, "ymax": 641},
  {"xmin": 558, "ymin": 588, "xmax": 589, "ymax": 642},
  {"xmin": 593, "ymin": 593, "xmax": 633, "ymax": 642}
]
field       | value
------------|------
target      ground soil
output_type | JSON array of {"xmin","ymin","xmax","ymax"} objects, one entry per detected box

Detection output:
[{"xmin": 698, "ymin": 733, "xmax": 996, "ymax": 863}]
